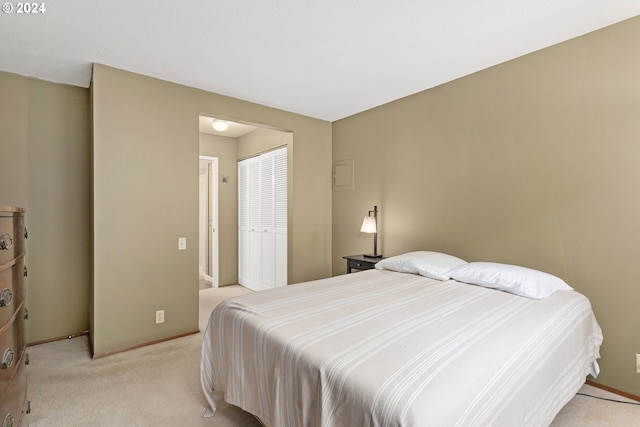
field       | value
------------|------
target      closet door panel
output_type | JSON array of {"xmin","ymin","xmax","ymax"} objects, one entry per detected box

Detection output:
[
  {"xmin": 261, "ymin": 154, "xmax": 274, "ymax": 231},
  {"xmin": 274, "ymin": 148, "xmax": 288, "ymax": 234},
  {"xmin": 247, "ymin": 159, "xmax": 261, "ymax": 230},
  {"xmin": 275, "ymin": 231, "xmax": 287, "ymax": 287},
  {"xmin": 248, "ymin": 230, "xmax": 262, "ymax": 289},
  {"xmin": 238, "ymin": 230, "xmax": 249, "ymax": 286},
  {"xmin": 262, "ymin": 232, "xmax": 276, "ymax": 288},
  {"xmin": 247, "ymin": 157, "xmax": 263, "ymax": 289},
  {"xmin": 238, "ymin": 161, "xmax": 249, "ymax": 286},
  {"xmin": 273, "ymin": 147, "xmax": 288, "ymax": 287}
]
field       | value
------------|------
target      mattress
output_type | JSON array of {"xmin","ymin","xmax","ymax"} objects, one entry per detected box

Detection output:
[{"xmin": 201, "ymin": 269, "xmax": 602, "ymax": 426}]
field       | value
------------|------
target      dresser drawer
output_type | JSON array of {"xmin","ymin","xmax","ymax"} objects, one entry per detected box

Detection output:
[
  {"xmin": 0, "ymin": 306, "xmax": 26, "ymax": 400},
  {"xmin": 0, "ymin": 257, "xmax": 25, "ymax": 328},
  {"xmin": 0, "ymin": 213, "xmax": 25, "ymax": 267},
  {"xmin": 0, "ymin": 353, "xmax": 27, "ymax": 427}
]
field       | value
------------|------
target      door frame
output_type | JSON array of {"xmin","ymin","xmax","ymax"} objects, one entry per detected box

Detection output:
[{"xmin": 200, "ymin": 156, "xmax": 219, "ymax": 288}]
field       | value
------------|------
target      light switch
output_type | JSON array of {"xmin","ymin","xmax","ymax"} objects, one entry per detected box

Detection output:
[{"xmin": 178, "ymin": 237, "xmax": 186, "ymax": 250}]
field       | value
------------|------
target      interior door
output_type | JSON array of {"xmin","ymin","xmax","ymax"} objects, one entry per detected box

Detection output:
[
  {"xmin": 199, "ymin": 156, "xmax": 219, "ymax": 288},
  {"xmin": 208, "ymin": 158, "xmax": 219, "ymax": 288},
  {"xmin": 199, "ymin": 167, "xmax": 208, "ymax": 280}
]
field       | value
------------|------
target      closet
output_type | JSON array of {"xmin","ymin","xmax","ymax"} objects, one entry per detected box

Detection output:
[{"xmin": 238, "ymin": 146, "xmax": 287, "ymax": 291}]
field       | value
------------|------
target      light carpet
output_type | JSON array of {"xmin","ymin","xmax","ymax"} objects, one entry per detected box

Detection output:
[{"xmin": 26, "ymin": 285, "xmax": 640, "ymax": 426}]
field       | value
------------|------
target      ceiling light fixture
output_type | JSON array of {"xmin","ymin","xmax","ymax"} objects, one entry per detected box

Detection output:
[{"xmin": 212, "ymin": 119, "xmax": 229, "ymax": 132}]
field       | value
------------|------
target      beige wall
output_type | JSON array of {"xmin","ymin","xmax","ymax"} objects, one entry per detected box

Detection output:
[
  {"xmin": 237, "ymin": 127, "xmax": 292, "ymax": 160},
  {"xmin": 332, "ymin": 16, "xmax": 640, "ymax": 396},
  {"xmin": 92, "ymin": 64, "xmax": 332, "ymax": 356},
  {"xmin": 0, "ymin": 72, "xmax": 91, "ymax": 343},
  {"xmin": 0, "ymin": 72, "xmax": 29, "ymax": 208}
]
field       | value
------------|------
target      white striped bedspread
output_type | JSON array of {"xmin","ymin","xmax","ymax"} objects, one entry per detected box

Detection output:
[{"xmin": 201, "ymin": 269, "xmax": 602, "ymax": 427}]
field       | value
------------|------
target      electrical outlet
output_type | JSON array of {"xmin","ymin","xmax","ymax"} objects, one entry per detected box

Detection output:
[
  {"xmin": 155, "ymin": 310, "xmax": 164, "ymax": 324},
  {"xmin": 636, "ymin": 353, "xmax": 640, "ymax": 374},
  {"xmin": 178, "ymin": 237, "xmax": 186, "ymax": 250}
]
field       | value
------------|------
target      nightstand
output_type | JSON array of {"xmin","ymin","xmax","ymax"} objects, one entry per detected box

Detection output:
[{"xmin": 343, "ymin": 254, "xmax": 384, "ymax": 274}]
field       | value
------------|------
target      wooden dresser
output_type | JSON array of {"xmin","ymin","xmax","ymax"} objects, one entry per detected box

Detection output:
[{"xmin": 0, "ymin": 207, "xmax": 28, "ymax": 427}]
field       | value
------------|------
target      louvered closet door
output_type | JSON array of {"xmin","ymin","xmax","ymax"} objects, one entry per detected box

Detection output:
[
  {"xmin": 261, "ymin": 153, "xmax": 276, "ymax": 288},
  {"xmin": 273, "ymin": 147, "xmax": 287, "ymax": 287},
  {"xmin": 238, "ymin": 160, "xmax": 250, "ymax": 287},
  {"xmin": 261, "ymin": 147, "xmax": 288, "ymax": 288},
  {"xmin": 247, "ymin": 158, "xmax": 262, "ymax": 288},
  {"xmin": 238, "ymin": 146, "xmax": 287, "ymax": 291},
  {"xmin": 238, "ymin": 156, "xmax": 262, "ymax": 289}
]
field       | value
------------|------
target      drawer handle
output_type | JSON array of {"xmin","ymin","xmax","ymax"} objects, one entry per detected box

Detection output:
[
  {"xmin": 1, "ymin": 348, "xmax": 15, "ymax": 369},
  {"xmin": 2, "ymin": 413, "xmax": 14, "ymax": 427},
  {"xmin": 0, "ymin": 288, "xmax": 12, "ymax": 307},
  {"xmin": 23, "ymin": 266, "xmax": 28, "ymax": 277},
  {"xmin": 24, "ymin": 227, "xmax": 28, "ymax": 239},
  {"xmin": 0, "ymin": 233, "xmax": 13, "ymax": 250}
]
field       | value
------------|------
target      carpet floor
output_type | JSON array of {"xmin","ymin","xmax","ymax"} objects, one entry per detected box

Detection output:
[{"xmin": 26, "ymin": 285, "xmax": 640, "ymax": 426}]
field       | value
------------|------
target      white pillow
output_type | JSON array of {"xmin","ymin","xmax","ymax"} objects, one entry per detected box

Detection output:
[
  {"xmin": 375, "ymin": 251, "xmax": 467, "ymax": 280},
  {"xmin": 446, "ymin": 262, "xmax": 573, "ymax": 299}
]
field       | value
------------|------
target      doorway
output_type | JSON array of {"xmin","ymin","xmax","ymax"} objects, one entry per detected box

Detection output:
[
  {"xmin": 199, "ymin": 156, "xmax": 219, "ymax": 288},
  {"xmin": 198, "ymin": 115, "xmax": 292, "ymax": 289}
]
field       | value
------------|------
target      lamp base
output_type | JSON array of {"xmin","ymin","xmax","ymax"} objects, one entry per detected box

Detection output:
[{"xmin": 363, "ymin": 253, "xmax": 383, "ymax": 259}]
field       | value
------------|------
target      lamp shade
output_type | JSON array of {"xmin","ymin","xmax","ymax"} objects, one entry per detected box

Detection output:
[{"xmin": 360, "ymin": 216, "xmax": 377, "ymax": 233}]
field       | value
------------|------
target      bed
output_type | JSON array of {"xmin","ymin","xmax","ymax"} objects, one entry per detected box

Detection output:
[{"xmin": 201, "ymin": 252, "xmax": 603, "ymax": 427}]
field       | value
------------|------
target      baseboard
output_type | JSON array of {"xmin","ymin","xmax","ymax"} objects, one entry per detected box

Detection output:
[
  {"xmin": 586, "ymin": 379, "xmax": 640, "ymax": 402},
  {"xmin": 27, "ymin": 331, "xmax": 89, "ymax": 347},
  {"xmin": 91, "ymin": 330, "xmax": 200, "ymax": 359}
]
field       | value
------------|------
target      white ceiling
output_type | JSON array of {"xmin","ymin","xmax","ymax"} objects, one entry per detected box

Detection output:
[{"xmin": 2, "ymin": 1, "xmax": 639, "ymax": 121}]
